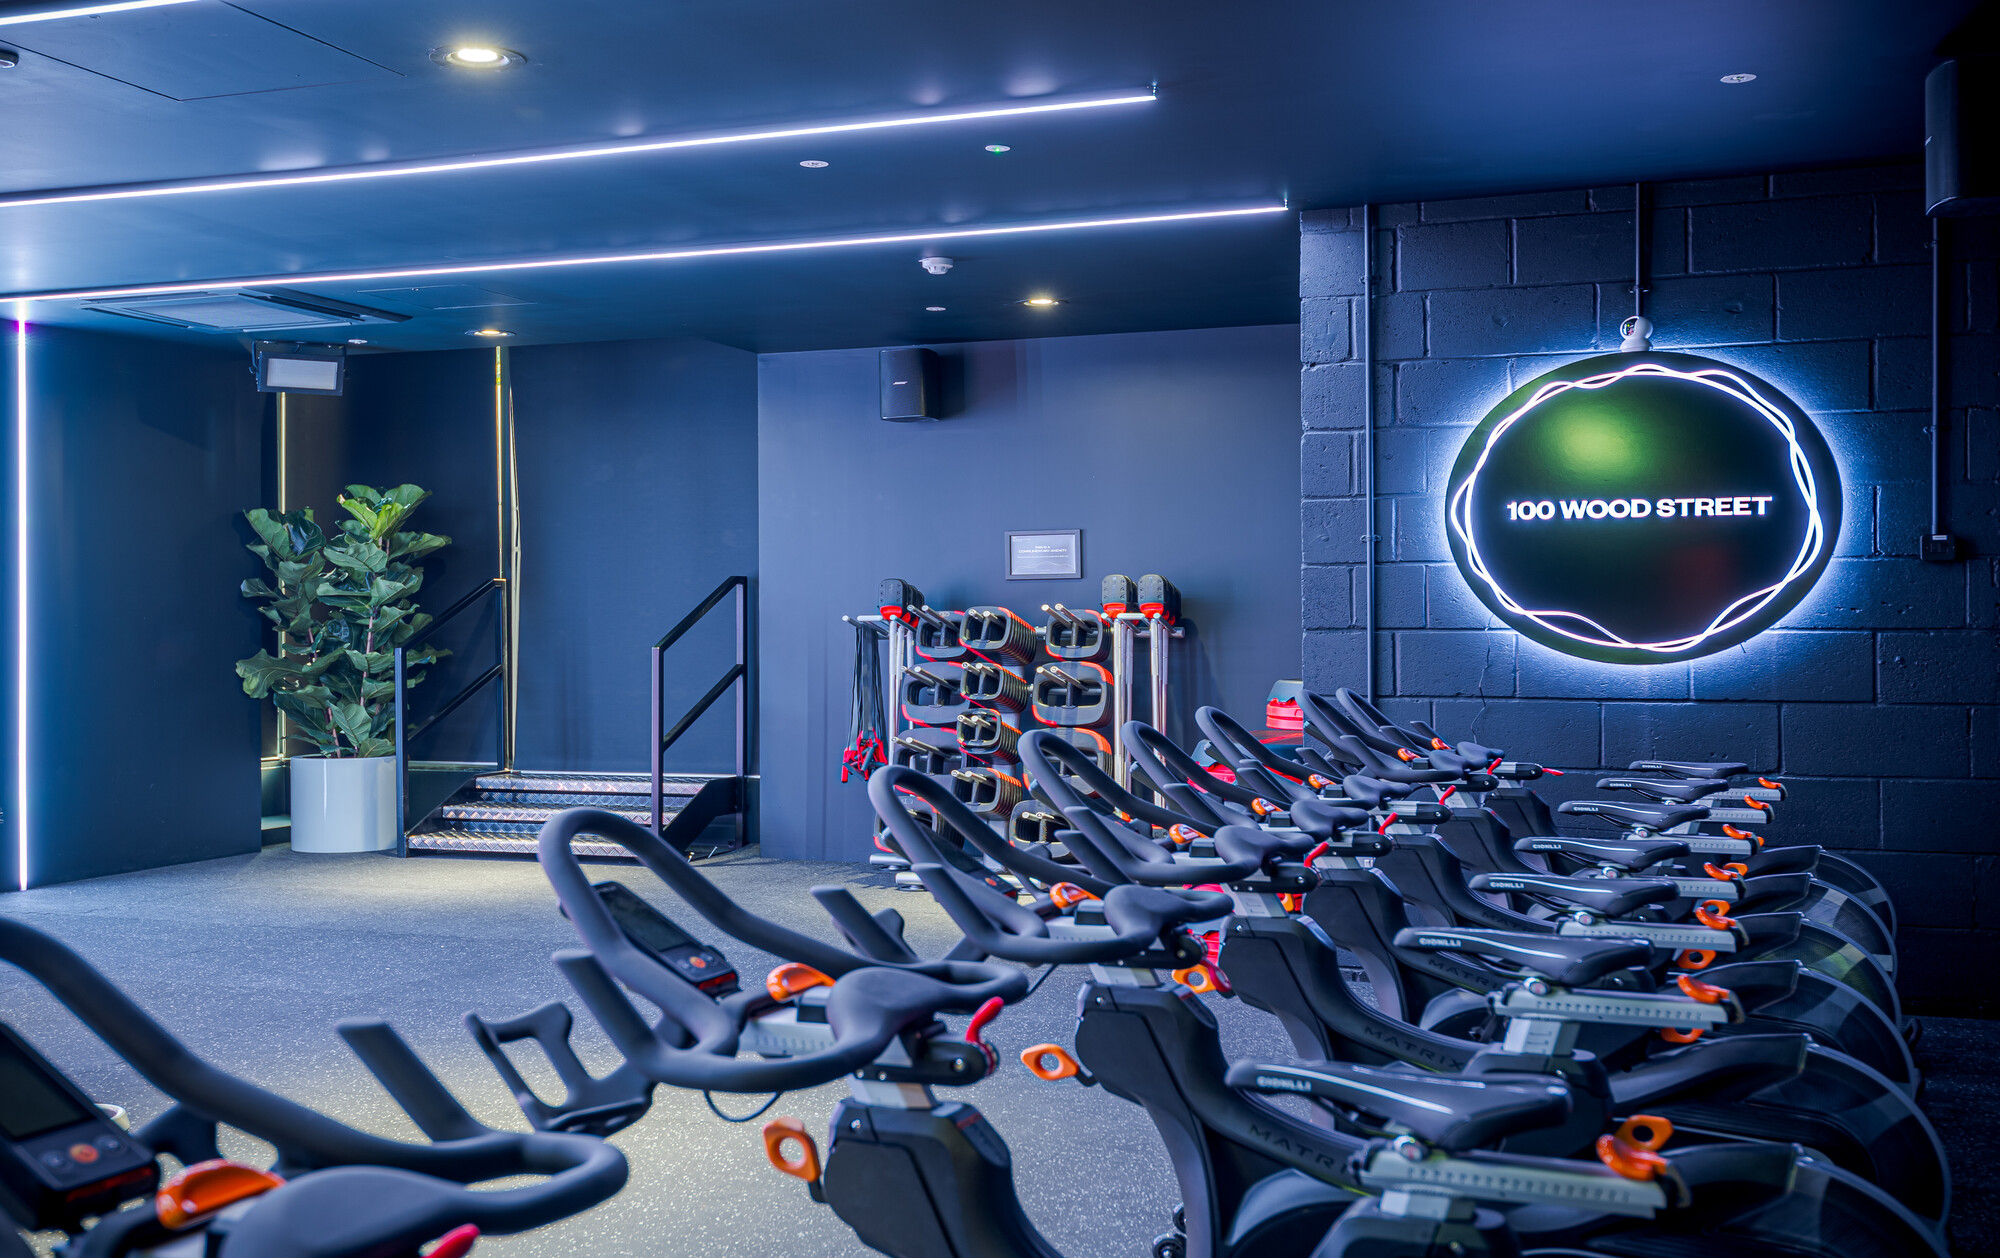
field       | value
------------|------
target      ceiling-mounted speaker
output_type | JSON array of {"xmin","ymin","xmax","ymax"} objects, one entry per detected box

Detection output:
[
  {"xmin": 880, "ymin": 347, "xmax": 941, "ymax": 421},
  {"xmin": 1926, "ymin": 58, "xmax": 2000, "ymax": 216}
]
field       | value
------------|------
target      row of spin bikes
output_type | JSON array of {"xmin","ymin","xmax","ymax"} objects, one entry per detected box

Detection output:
[{"xmin": 2, "ymin": 685, "xmax": 1943, "ymax": 1256}]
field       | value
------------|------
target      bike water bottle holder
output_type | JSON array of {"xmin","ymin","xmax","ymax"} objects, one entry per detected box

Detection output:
[
  {"xmin": 957, "ymin": 710, "xmax": 1021, "ymax": 764},
  {"xmin": 960, "ymin": 661, "xmax": 1032, "ymax": 713},
  {"xmin": 1032, "ymin": 662, "xmax": 1112, "ymax": 728},
  {"xmin": 901, "ymin": 664, "xmax": 969, "ymax": 725},
  {"xmin": 960, "ymin": 606, "xmax": 1038, "ymax": 665},
  {"xmin": 911, "ymin": 606, "xmax": 966, "ymax": 660},
  {"xmin": 1042, "ymin": 604, "xmax": 1110, "ymax": 661}
]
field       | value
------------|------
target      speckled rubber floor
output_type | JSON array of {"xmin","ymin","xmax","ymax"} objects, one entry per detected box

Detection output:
[{"xmin": 0, "ymin": 846, "xmax": 1985, "ymax": 1256}]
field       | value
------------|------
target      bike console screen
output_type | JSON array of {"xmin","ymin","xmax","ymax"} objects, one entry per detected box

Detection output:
[
  {"xmin": 591, "ymin": 881, "xmax": 741, "ymax": 996},
  {"xmin": 0, "ymin": 1039, "xmax": 92, "ymax": 1140},
  {"xmin": 0, "ymin": 1024, "xmax": 158, "ymax": 1230}
]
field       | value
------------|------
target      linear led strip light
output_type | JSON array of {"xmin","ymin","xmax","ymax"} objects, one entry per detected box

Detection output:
[
  {"xmin": 0, "ymin": 91, "xmax": 1158, "ymax": 211},
  {"xmin": 11, "ymin": 304, "xmax": 26, "ymax": 889},
  {"xmin": 0, "ymin": 0, "xmax": 199, "ymax": 24},
  {"xmin": 1446, "ymin": 361, "xmax": 1824, "ymax": 655},
  {"xmin": 6, "ymin": 204, "xmax": 1290, "ymax": 303}
]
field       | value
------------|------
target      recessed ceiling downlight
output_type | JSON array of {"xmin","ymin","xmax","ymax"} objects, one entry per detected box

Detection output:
[
  {"xmin": 468, "ymin": 328, "xmax": 514, "ymax": 338},
  {"xmin": 1021, "ymin": 296, "xmax": 1060, "ymax": 307},
  {"xmin": 432, "ymin": 45, "xmax": 526, "ymax": 69},
  {"xmin": 1720, "ymin": 73, "xmax": 1756, "ymax": 84},
  {"xmin": 799, "ymin": 160, "xmax": 830, "ymax": 168}
]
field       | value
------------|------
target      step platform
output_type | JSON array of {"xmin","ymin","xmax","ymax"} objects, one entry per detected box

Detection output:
[{"xmin": 406, "ymin": 770, "xmax": 722, "ymax": 859}]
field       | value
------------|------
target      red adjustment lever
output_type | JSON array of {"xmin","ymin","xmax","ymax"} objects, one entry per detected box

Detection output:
[
  {"xmin": 1304, "ymin": 841, "xmax": 1331, "ymax": 866},
  {"xmin": 1676, "ymin": 973, "xmax": 1733, "ymax": 1005},
  {"xmin": 1757, "ymin": 777, "xmax": 1783, "ymax": 791},
  {"xmin": 1702, "ymin": 862, "xmax": 1747, "ymax": 883},
  {"xmin": 1742, "ymin": 795, "xmax": 1772, "ymax": 813},
  {"xmin": 1376, "ymin": 812, "xmax": 1399, "ymax": 835},
  {"xmin": 1596, "ymin": 1115, "xmax": 1673, "ymax": 1181},
  {"xmin": 962, "ymin": 996, "xmax": 1004, "ymax": 1073},
  {"xmin": 1049, "ymin": 882, "xmax": 1099, "ymax": 910},
  {"xmin": 1693, "ymin": 901, "xmax": 1737, "ymax": 931},
  {"xmin": 1721, "ymin": 824, "xmax": 1764, "ymax": 848},
  {"xmin": 427, "ymin": 1225, "xmax": 480, "ymax": 1258}
]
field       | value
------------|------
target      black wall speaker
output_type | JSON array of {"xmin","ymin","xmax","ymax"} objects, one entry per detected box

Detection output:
[
  {"xmin": 1927, "ymin": 58, "xmax": 2000, "ymax": 216},
  {"xmin": 880, "ymin": 347, "xmax": 941, "ymax": 421}
]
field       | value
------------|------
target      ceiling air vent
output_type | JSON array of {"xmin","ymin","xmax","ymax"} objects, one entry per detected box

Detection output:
[{"xmin": 80, "ymin": 289, "xmax": 410, "ymax": 332}]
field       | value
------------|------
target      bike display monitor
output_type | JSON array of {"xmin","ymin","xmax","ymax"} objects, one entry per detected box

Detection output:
[{"xmin": 0, "ymin": 1023, "xmax": 158, "ymax": 1230}]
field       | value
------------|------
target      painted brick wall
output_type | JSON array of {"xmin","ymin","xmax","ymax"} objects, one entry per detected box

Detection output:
[{"xmin": 1300, "ymin": 165, "xmax": 2000, "ymax": 1009}]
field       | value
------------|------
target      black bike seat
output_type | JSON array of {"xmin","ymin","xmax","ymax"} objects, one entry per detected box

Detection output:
[
  {"xmin": 1608, "ymin": 1033, "xmax": 1808, "ymax": 1112},
  {"xmin": 1393, "ymin": 926, "xmax": 1653, "ymax": 987},
  {"xmin": 1101, "ymin": 884, "xmax": 1234, "ymax": 936},
  {"xmin": 1553, "ymin": 799, "xmax": 1709, "ymax": 833},
  {"xmin": 1732, "ymin": 873, "xmax": 1812, "ymax": 914},
  {"xmin": 1595, "ymin": 776, "xmax": 1729, "ymax": 805},
  {"xmin": 1341, "ymin": 774, "xmax": 1418, "ymax": 808},
  {"xmin": 1223, "ymin": 1060, "xmax": 1570, "ymax": 1153},
  {"xmin": 1455, "ymin": 739, "xmax": 1503, "ymax": 763},
  {"xmin": 1290, "ymin": 797, "xmax": 1370, "ymax": 838},
  {"xmin": 1627, "ymin": 759, "xmax": 1749, "ymax": 780},
  {"xmin": 1212, "ymin": 824, "xmax": 1314, "ymax": 869},
  {"xmin": 1469, "ymin": 871, "xmax": 1678, "ymax": 918},
  {"xmin": 1517, "ymin": 832, "xmax": 1692, "ymax": 869}
]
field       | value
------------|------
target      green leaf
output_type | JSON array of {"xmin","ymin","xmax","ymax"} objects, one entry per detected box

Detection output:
[
  {"xmin": 236, "ymin": 650, "xmax": 336, "ymax": 698},
  {"xmin": 241, "ymin": 578, "xmax": 278, "ymax": 600}
]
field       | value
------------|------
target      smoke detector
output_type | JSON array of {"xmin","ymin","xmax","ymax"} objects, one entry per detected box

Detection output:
[{"xmin": 919, "ymin": 256, "xmax": 954, "ymax": 276}]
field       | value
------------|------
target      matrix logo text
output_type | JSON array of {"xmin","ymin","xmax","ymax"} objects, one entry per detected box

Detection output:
[{"xmin": 1503, "ymin": 495, "xmax": 1776, "ymax": 522}]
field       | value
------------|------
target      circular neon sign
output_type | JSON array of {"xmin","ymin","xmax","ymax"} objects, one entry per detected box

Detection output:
[{"xmin": 1445, "ymin": 351, "xmax": 1842, "ymax": 664}]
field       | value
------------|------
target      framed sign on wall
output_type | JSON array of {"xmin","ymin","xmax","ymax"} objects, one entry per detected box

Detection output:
[
  {"xmin": 1445, "ymin": 351, "xmax": 1842, "ymax": 665},
  {"xmin": 1006, "ymin": 529, "xmax": 1082, "ymax": 580}
]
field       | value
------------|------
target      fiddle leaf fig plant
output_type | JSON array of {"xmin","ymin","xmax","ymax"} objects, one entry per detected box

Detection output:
[{"xmin": 235, "ymin": 484, "xmax": 452, "ymax": 758}]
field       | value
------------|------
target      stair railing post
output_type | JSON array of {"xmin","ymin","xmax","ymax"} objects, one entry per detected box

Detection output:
[
  {"xmin": 393, "ymin": 646, "xmax": 409, "ymax": 857},
  {"xmin": 650, "ymin": 644, "xmax": 665, "ymax": 835},
  {"xmin": 496, "ymin": 578, "xmax": 510, "ymax": 771},
  {"xmin": 733, "ymin": 577, "xmax": 748, "ymax": 850}
]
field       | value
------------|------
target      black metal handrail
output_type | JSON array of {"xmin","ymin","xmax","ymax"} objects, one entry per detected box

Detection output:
[
  {"xmin": 651, "ymin": 575, "xmax": 753, "ymax": 841},
  {"xmin": 394, "ymin": 577, "xmax": 508, "ymax": 855}
]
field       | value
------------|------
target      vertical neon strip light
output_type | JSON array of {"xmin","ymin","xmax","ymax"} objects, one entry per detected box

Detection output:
[{"xmin": 12, "ymin": 307, "xmax": 27, "ymax": 890}]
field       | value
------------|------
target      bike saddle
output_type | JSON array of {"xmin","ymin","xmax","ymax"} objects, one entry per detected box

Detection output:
[
  {"xmin": 1289, "ymin": 796, "xmax": 1371, "ymax": 838},
  {"xmin": 1392, "ymin": 926, "xmax": 1654, "ymax": 987},
  {"xmin": 1516, "ymin": 832, "xmax": 1692, "ymax": 870},
  {"xmin": 1225, "ymin": 1060, "xmax": 1571, "ymax": 1153},
  {"xmin": 1469, "ymin": 871, "xmax": 1679, "ymax": 918},
  {"xmin": 1551, "ymin": 800, "xmax": 1709, "ymax": 834},
  {"xmin": 1410, "ymin": 719, "xmax": 1504, "ymax": 765},
  {"xmin": 1596, "ymin": 776, "xmax": 1729, "ymax": 805},
  {"xmin": 1339, "ymin": 773, "xmax": 1418, "ymax": 809},
  {"xmin": 1214, "ymin": 823, "xmax": 1317, "ymax": 865},
  {"xmin": 1627, "ymin": 758, "xmax": 1749, "ymax": 780}
]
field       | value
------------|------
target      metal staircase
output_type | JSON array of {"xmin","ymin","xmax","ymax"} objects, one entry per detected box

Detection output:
[
  {"xmin": 391, "ymin": 575, "xmax": 756, "ymax": 860},
  {"xmin": 407, "ymin": 770, "xmax": 737, "ymax": 859}
]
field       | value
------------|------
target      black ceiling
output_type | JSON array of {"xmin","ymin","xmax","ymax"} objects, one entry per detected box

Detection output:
[{"xmin": 0, "ymin": 0, "xmax": 1979, "ymax": 352}]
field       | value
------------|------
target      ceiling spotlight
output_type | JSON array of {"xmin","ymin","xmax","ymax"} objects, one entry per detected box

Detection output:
[
  {"xmin": 431, "ymin": 45, "xmax": 526, "ymax": 69},
  {"xmin": 347, "ymin": 338, "xmax": 369, "ymax": 345},
  {"xmin": 1021, "ymin": 296, "xmax": 1061, "ymax": 307},
  {"xmin": 799, "ymin": 159, "xmax": 829, "ymax": 168},
  {"xmin": 985, "ymin": 144, "xmax": 1010, "ymax": 153},
  {"xmin": 919, "ymin": 256, "xmax": 954, "ymax": 275},
  {"xmin": 1719, "ymin": 73, "xmax": 1756, "ymax": 84},
  {"xmin": 467, "ymin": 328, "xmax": 514, "ymax": 338},
  {"xmin": 926, "ymin": 306, "xmax": 947, "ymax": 312}
]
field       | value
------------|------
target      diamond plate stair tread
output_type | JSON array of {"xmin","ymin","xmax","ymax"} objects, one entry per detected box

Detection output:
[
  {"xmin": 440, "ymin": 804, "xmax": 654, "ymax": 825},
  {"xmin": 474, "ymin": 772, "xmax": 716, "ymax": 796},
  {"xmin": 471, "ymin": 791, "xmax": 689, "ymax": 808},
  {"xmin": 409, "ymin": 830, "xmax": 632, "ymax": 860}
]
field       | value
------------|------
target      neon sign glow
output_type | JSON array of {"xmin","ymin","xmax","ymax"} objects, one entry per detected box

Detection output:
[{"xmin": 1445, "ymin": 353, "xmax": 1840, "ymax": 665}]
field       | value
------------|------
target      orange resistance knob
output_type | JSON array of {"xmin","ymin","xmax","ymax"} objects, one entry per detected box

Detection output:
[
  {"xmin": 1395, "ymin": 748, "xmax": 1419, "ymax": 763},
  {"xmin": 1693, "ymin": 901, "xmax": 1737, "ymax": 931},
  {"xmin": 1049, "ymin": 882, "xmax": 1100, "ymax": 910},
  {"xmin": 1743, "ymin": 795, "xmax": 1771, "ymax": 813},
  {"xmin": 1021, "ymin": 1043, "xmax": 1083, "ymax": 1081},
  {"xmin": 1249, "ymin": 798, "xmax": 1283, "ymax": 818},
  {"xmin": 1702, "ymin": 862, "xmax": 1746, "ymax": 883},
  {"xmin": 1597, "ymin": 1115, "xmax": 1675, "ymax": 1180},
  {"xmin": 156, "ymin": 1160, "xmax": 286, "ymax": 1231},
  {"xmin": 1676, "ymin": 973, "xmax": 1733, "ymax": 1005},
  {"xmin": 1658, "ymin": 1026, "xmax": 1704, "ymax": 1043},
  {"xmin": 761, "ymin": 1117, "xmax": 822, "ymax": 1184},
  {"xmin": 1675, "ymin": 948, "xmax": 1716, "ymax": 970},
  {"xmin": 1168, "ymin": 824, "xmax": 1204, "ymax": 847},
  {"xmin": 766, "ymin": 962, "xmax": 836, "ymax": 1003},
  {"xmin": 1431, "ymin": 738, "xmax": 1450, "ymax": 752},
  {"xmin": 1721, "ymin": 824, "xmax": 1764, "ymax": 848},
  {"xmin": 1757, "ymin": 777, "xmax": 1782, "ymax": 791}
]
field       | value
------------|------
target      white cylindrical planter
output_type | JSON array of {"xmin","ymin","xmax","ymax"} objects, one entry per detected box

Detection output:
[{"xmin": 289, "ymin": 755, "xmax": 397, "ymax": 853}]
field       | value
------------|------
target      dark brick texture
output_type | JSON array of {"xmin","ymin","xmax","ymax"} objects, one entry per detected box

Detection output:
[{"xmin": 1299, "ymin": 167, "xmax": 2000, "ymax": 1007}]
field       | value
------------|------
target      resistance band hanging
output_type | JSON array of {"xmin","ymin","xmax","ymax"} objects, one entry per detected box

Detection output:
[{"xmin": 841, "ymin": 619, "xmax": 888, "ymax": 782}]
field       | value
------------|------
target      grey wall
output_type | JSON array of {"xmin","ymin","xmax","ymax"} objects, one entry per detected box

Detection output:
[
  {"xmin": 11, "ymin": 325, "xmax": 266, "ymax": 886},
  {"xmin": 1300, "ymin": 165, "xmax": 2000, "ymax": 1007},
  {"xmin": 511, "ymin": 336, "xmax": 757, "ymax": 773},
  {"xmin": 759, "ymin": 324, "xmax": 1302, "ymax": 861}
]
